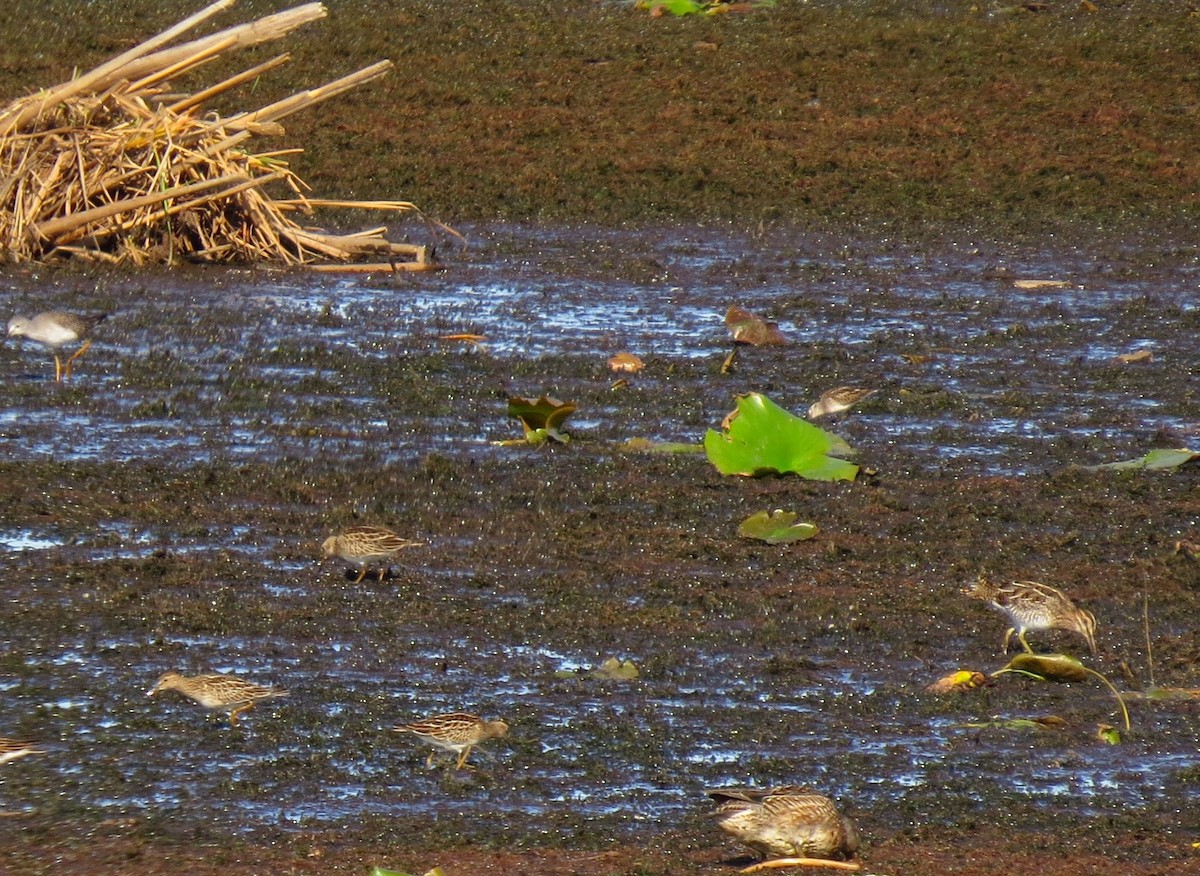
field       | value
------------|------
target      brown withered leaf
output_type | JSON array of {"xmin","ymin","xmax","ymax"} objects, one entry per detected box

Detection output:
[
  {"xmin": 725, "ymin": 305, "xmax": 790, "ymax": 346},
  {"xmin": 608, "ymin": 352, "xmax": 645, "ymax": 373},
  {"xmin": 1013, "ymin": 279, "xmax": 1069, "ymax": 289},
  {"xmin": 1114, "ymin": 349, "xmax": 1153, "ymax": 364}
]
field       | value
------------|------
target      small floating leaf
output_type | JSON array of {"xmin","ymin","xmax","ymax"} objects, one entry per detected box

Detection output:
[
  {"xmin": 1013, "ymin": 279, "xmax": 1069, "ymax": 289},
  {"xmin": 926, "ymin": 669, "xmax": 989, "ymax": 694},
  {"xmin": 704, "ymin": 392, "xmax": 859, "ymax": 481},
  {"xmin": 1114, "ymin": 349, "xmax": 1153, "ymax": 364},
  {"xmin": 619, "ymin": 437, "xmax": 705, "ymax": 455},
  {"xmin": 592, "ymin": 657, "xmax": 640, "ymax": 681},
  {"xmin": 725, "ymin": 305, "xmax": 790, "ymax": 346},
  {"xmin": 737, "ymin": 509, "xmax": 817, "ymax": 545},
  {"xmin": 1096, "ymin": 723, "xmax": 1121, "ymax": 744},
  {"xmin": 608, "ymin": 352, "xmax": 645, "ymax": 373},
  {"xmin": 1082, "ymin": 448, "xmax": 1198, "ymax": 472},
  {"xmin": 959, "ymin": 715, "xmax": 1069, "ymax": 731}
]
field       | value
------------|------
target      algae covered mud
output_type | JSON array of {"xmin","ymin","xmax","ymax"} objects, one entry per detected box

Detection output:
[{"xmin": 1, "ymin": 224, "xmax": 1199, "ymax": 874}]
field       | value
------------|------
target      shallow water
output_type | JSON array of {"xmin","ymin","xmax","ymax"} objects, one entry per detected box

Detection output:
[{"xmin": 1, "ymin": 224, "xmax": 1198, "ymax": 841}]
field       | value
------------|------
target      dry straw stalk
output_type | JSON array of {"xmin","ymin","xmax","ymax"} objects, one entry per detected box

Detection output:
[{"xmin": 0, "ymin": 0, "xmax": 434, "ymax": 269}]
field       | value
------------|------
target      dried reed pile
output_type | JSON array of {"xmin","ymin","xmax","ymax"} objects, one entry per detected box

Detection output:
[{"xmin": 0, "ymin": 0, "xmax": 433, "ymax": 270}]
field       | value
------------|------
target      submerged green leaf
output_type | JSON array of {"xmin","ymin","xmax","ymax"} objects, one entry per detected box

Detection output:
[
  {"xmin": 738, "ymin": 509, "xmax": 818, "ymax": 544},
  {"xmin": 1082, "ymin": 447, "xmax": 1198, "ymax": 472},
  {"xmin": 619, "ymin": 437, "xmax": 705, "ymax": 454},
  {"xmin": 704, "ymin": 393, "xmax": 858, "ymax": 481},
  {"xmin": 958, "ymin": 715, "xmax": 1069, "ymax": 732}
]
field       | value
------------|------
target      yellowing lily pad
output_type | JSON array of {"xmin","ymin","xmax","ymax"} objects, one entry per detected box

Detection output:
[
  {"xmin": 926, "ymin": 669, "xmax": 989, "ymax": 694},
  {"xmin": 737, "ymin": 509, "xmax": 817, "ymax": 545}
]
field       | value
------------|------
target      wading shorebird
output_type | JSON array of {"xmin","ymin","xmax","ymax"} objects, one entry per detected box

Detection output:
[
  {"xmin": 0, "ymin": 738, "xmax": 44, "ymax": 765},
  {"xmin": 706, "ymin": 785, "xmax": 860, "ymax": 866},
  {"xmin": 321, "ymin": 525, "xmax": 423, "ymax": 583},
  {"xmin": 148, "ymin": 671, "xmax": 289, "ymax": 726},
  {"xmin": 807, "ymin": 386, "xmax": 877, "ymax": 420},
  {"xmin": 6, "ymin": 310, "xmax": 108, "ymax": 382},
  {"xmin": 393, "ymin": 711, "xmax": 509, "ymax": 770},
  {"xmin": 964, "ymin": 576, "xmax": 1098, "ymax": 655}
]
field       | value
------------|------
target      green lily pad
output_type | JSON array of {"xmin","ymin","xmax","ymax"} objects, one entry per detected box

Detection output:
[
  {"xmin": 1083, "ymin": 447, "xmax": 1198, "ymax": 472},
  {"xmin": 704, "ymin": 392, "xmax": 859, "ymax": 481},
  {"xmin": 738, "ymin": 509, "xmax": 818, "ymax": 544}
]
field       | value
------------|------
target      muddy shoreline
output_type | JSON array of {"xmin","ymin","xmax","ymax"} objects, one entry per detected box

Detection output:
[{"xmin": 2, "ymin": 1, "xmax": 1200, "ymax": 874}]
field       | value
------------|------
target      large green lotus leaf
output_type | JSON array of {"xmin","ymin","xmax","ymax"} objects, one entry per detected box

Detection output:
[
  {"xmin": 704, "ymin": 393, "xmax": 858, "ymax": 481},
  {"xmin": 1084, "ymin": 447, "xmax": 1198, "ymax": 472}
]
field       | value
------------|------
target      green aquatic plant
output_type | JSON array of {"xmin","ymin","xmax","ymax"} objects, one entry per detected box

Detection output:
[
  {"xmin": 992, "ymin": 652, "xmax": 1130, "ymax": 732},
  {"xmin": 737, "ymin": 509, "xmax": 817, "ymax": 545},
  {"xmin": 1082, "ymin": 447, "xmax": 1198, "ymax": 472},
  {"xmin": 704, "ymin": 392, "xmax": 858, "ymax": 481},
  {"xmin": 635, "ymin": 0, "xmax": 776, "ymax": 15},
  {"xmin": 499, "ymin": 394, "xmax": 576, "ymax": 445}
]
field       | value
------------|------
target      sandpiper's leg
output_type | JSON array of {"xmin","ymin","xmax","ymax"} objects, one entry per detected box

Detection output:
[
  {"xmin": 1018, "ymin": 630, "xmax": 1034, "ymax": 653},
  {"xmin": 230, "ymin": 703, "xmax": 253, "ymax": 726},
  {"xmin": 455, "ymin": 746, "xmax": 473, "ymax": 770},
  {"xmin": 353, "ymin": 567, "xmax": 369, "ymax": 584},
  {"xmin": 1001, "ymin": 627, "xmax": 1015, "ymax": 653},
  {"xmin": 378, "ymin": 566, "xmax": 390, "ymax": 582},
  {"xmin": 425, "ymin": 752, "xmax": 436, "ymax": 769},
  {"xmin": 53, "ymin": 354, "xmax": 64, "ymax": 382},
  {"xmin": 64, "ymin": 339, "xmax": 93, "ymax": 378}
]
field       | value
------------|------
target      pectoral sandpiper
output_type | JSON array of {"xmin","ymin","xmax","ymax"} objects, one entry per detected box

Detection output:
[
  {"xmin": 707, "ymin": 785, "xmax": 860, "ymax": 862},
  {"xmin": 7, "ymin": 311, "xmax": 108, "ymax": 382},
  {"xmin": 807, "ymin": 386, "xmax": 877, "ymax": 420},
  {"xmin": 0, "ymin": 738, "xmax": 44, "ymax": 765},
  {"xmin": 964, "ymin": 576, "xmax": 1097, "ymax": 655},
  {"xmin": 393, "ymin": 711, "xmax": 509, "ymax": 770},
  {"xmin": 148, "ymin": 671, "xmax": 289, "ymax": 726},
  {"xmin": 321, "ymin": 525, "xmax": 423, "ymax": 583}
]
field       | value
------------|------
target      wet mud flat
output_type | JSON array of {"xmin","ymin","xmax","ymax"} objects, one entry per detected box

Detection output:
[{"xmin": 1, "ymin": 224, "xmax": 1199, "ymax": 875}]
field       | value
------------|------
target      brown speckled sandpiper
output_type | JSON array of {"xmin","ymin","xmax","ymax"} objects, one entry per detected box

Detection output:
[
  {"xmin": 148, "ymin": 671, "xmax": 289, "ymax": 726},
  {"xmin": 321, "ymin": 525, "xmax": 423, "ymax": 583},
  {"xmin": 707, "ymin": 785, "xmax": 860, "ymax": 863},
  {"xmin": 393, "ymin": 711, "xmax": 509, "ymax": 770},
  {"xmin": 964, "ymin": 576, "xmax": 1097, "ymax": 655},
  {"xmin": 807, "ymin": 386, "xmax": 877, "ymax": 420}
]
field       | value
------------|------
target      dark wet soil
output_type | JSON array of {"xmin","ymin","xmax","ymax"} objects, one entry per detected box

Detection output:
[{"xmin": 2, "ymin": 2, "xmax": 1200, "ymax": 875}]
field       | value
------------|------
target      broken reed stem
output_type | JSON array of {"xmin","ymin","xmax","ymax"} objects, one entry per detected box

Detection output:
[
  {"xmin": 237, "ymin": 60, "xmax": 393, "ymax": 127},
  {"xmin": 32, "ymin": 172, "xmax": 268, "ymax": 242},
  {"xmin": 167, "ymin": 53, "xmax": 292, "ymax": 114},
  {"xmin": 0, "ymin": 0, "xmax": 237, "ymax": 137},
  {"xmin": 100, "ymin": 3, "xmax": 327, "ymax": 104},
  {"xmin": 1143, "ymin": 592, "xmax": 1155, "ymax": 689},
  {"xmin": 0, "ymin": 2, "xmax": 431, "ymax": 267}
]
